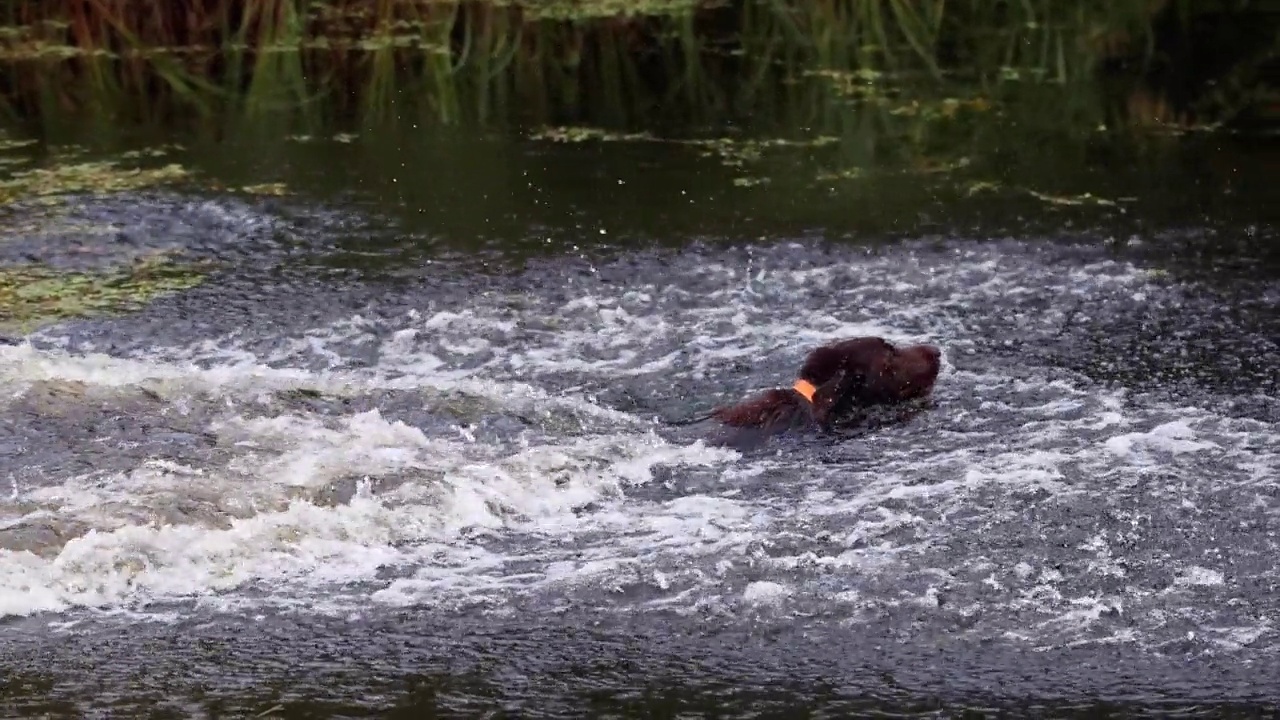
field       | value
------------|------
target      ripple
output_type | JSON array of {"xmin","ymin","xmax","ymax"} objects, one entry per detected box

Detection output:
[{"xmin": 1, "ymin": 235, "xmax": 1276, "ymax": 670}]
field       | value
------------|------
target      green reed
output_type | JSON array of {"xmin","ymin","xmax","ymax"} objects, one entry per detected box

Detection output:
[{"xmin": 0, "ymin": 0, "xmax": 1265, "ymax": 144}]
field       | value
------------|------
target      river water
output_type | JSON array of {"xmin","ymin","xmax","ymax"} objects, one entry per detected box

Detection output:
[{"xmin": 1, "ymin": 126, "xmax": 1279, "ymax": 717}]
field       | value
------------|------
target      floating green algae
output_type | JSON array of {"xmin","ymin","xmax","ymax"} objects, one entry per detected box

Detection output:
[
  {"xmin": 239, "ymin": 182, "xmax": 291, "ymax": 195},
  {"xmin": 521, "ymin": 0, "xmax": 706, "ymax": 21},
  {"xmin": 0, "ymin": 142, "xmax": 195, "ymax": 246},
  {"xmin": 0, "ymin": 252, "xmax": 209, "ymax": 333},
  {"xmin": 529, "ymin": 125, "xmax": 839, "ymax": 185},
  {"xmin": 964, "ymin": 180, "xmax": 1133, "ymax": 209},
  {"xmin": 285, "ymin": 133, "xmax": 359, "ymax": 143},
  {"xmin": 0, "ymin": 160, "xmax": 190, "ymax": 205},
  {"xmin": 0, "ymin": 141, "xmax": 214, "ymax": 334},
  {"xmin": 530, "ymin": 126, "xmax": 655, "ymax": 144}
]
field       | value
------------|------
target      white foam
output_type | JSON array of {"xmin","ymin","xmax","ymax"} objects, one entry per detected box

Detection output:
[
  {"xmin": 1105, "ymin": 420, "xmax": 1221, "ymax": 459},
  {"xmin": 3, "ymin": 241, "xmax": 1276, "ymax": 658},
  {"xmin": 2, "ymin": 421, "xmax": 733, "ymax": 617},
  {"xmin": 1173, "ymin": 566, "xmax": 1225, "ymax": 587},
  {"xmin": 743, "ymin": 580, "xmax": 792, "ymax": 605}
]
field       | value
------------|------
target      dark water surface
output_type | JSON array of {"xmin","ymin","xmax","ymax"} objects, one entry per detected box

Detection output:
[{"xmin": 1, "ymin": 107, "xmax": 1279, "ymax": 718}]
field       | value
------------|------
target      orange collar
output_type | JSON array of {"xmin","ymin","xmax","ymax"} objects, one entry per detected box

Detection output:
[{"xmin": 792, "ymin": 378, "xmax": 816, "ymax": 403}]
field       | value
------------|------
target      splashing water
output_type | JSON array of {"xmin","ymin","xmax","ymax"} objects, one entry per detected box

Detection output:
[{"xmin": 2, "ymin": 235, "xmax": 1277, "ymax": 669}]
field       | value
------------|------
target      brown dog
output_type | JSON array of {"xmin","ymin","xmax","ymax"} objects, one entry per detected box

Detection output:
[{"xmin": 695, "ymin": 336, "xmax": 942, "ymax": 446}]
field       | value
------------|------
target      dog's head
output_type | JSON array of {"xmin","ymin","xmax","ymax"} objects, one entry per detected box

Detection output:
[{"xmin": 798, "ymin": 336, "xmax": 941, "ymax": 406}]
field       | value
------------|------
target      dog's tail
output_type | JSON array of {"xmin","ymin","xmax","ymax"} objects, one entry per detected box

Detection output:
[{"xmin": 665, "ymin": 410, "xmax": 720, "ymax": 427}]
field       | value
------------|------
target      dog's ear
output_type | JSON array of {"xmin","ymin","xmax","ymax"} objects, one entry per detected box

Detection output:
[
  {"xmin": 834, "ymin": 340, "xmax": 896, "ymax": 404},
  {"xmin": 814, "ymin": 368, "xmax": 844, "ymax": 420},
  {"xmin": 797, "ymin": 346, "xmax": 842, "ymax": 384},
  {"xmin": 809, "ymin": 368, "xmax": 854, "ymax": 425}
]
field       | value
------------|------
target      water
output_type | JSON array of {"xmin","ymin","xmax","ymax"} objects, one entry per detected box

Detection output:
[
  {"xmin": 1, "ymin": 160, "xmax": 1278, "ymax": 715},
  {"xmin": 0, "ymin": 40, "xmax": 1276, "ymax": 709}
]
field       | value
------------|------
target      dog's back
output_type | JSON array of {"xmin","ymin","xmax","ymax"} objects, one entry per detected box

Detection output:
[
  {"xmin": 705, "ymin": 388, "xmax": 815, "ymax": 450},
  {"xmin": 690, "ymin": 335, "xmax": 943, "ymax": 450}
]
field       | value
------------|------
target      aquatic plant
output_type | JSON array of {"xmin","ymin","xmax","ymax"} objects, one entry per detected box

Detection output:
[
  {"xmin": 0, "ymin": 159, "xmax": 190, "ymax": 204},
  {"xmin": 0, "ymin": 252, "xmax": 209, "ymax": 333},
  {"xmin": 0, "ymin": 0, "xmax": 1264, "ymax": 134},
  {"xmin": 0, "ymin": 1, "xmax": 1268, "ymax": 223}
]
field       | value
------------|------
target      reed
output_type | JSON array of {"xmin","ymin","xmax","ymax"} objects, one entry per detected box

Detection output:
[{"xmin": 0, "ymin": 0, "xmax": 1266, "ymax": 138}]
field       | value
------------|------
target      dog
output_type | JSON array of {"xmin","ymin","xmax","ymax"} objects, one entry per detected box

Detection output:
[{"xmin": 685, "ymin": 336, "xmax": 942, "ymax": 448}]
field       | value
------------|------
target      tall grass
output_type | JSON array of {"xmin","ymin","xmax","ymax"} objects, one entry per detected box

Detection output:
[{"xmin": 0, "ymin": 0, "xmax": 1260, "ymax": 136}]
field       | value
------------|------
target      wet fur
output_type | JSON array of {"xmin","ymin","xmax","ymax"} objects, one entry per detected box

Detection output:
[{"xmin": 699, "ymin": 336, "xmax": 942, "ymax": 449}]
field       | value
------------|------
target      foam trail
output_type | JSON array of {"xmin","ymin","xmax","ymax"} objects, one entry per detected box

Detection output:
[{"xmin": 2, "ymin": 239, "xmax": 1276, "ymax": 658}]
